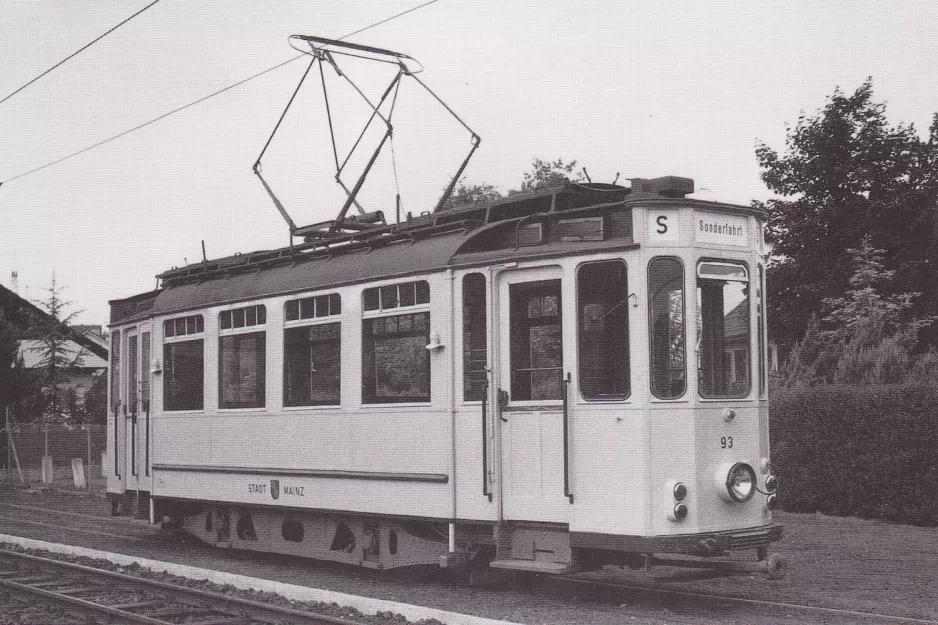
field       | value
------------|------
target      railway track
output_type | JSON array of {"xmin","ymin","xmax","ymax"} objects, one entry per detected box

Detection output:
[
  {"xmin": 554, "ymin": 573, "xmax": 938, "ymax": 625},
  {"xmin": 0, "ymin": 547, "xmax": 361, "ymax": 625}
]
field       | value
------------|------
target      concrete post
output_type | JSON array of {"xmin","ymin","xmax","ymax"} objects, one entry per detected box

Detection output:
[{"xmin": 86, "ymin": 426, "xmax": 92, "ymax": 489}]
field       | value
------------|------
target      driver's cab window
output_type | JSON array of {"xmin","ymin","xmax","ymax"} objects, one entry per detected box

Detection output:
[
  {"xmin": 509, "ymin": 280, "xmax": 563, "ymax": 401},
  {"xmin": 697, "ymin": 261, "xmax": 751, "ymax": 398}
]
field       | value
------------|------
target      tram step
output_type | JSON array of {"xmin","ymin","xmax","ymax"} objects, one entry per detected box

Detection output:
[{"xmin": 489, "ymin": 559, "xmax": 581, "ymax": 574}]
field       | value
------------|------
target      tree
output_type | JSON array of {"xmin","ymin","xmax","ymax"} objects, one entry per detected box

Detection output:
[
  {"xmin": 511, "ymin": 158, "xmax": 584, "ymax": 195},
  {"xmin": 755, "ymin": 80, "xmax": 938, "ymax": 351},
  {"xmin": 443, "ymin": 178, "xmax": 503, "ymax": 209},
  {"xmin": 780, "ymin": 237, "xmax": 933, "ymax": 385},
  {"xmin": 27, "ymin": 275, "xmax": 82, "ymax": 421},
  {"xmin": 81, "ymin": 374, "xmax": 108, "ymax": 424},
  {"xmin": 441, "ymin": 157, "xmax": 586, "ymax": 209}
]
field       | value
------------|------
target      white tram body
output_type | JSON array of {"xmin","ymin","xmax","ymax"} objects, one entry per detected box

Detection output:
[{"xmin": 107, "ymin": 178, "xmax": 782, "ymax": 573}]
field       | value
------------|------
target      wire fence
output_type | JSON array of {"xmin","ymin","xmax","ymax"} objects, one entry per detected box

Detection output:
[{"xmin": 1, "ymin": 411, "xmax": 106, "ymax": 492}]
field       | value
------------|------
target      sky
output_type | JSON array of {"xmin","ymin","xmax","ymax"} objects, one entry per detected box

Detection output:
[{"xmin": 2, "ymin": 1, "xmax": 937, "ymax": 326}]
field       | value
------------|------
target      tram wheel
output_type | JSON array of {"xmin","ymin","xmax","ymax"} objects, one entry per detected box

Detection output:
[
  {"xmin": 763, "ymin": 552, "xmax": 787, "ymax": 580},
  {"xmin": 624, "ymin": 553, "xmax": 646, "ymax": 570},
  {"xmin": 757, "ymin": 546, "xmax": 768, "ymax": 561}
]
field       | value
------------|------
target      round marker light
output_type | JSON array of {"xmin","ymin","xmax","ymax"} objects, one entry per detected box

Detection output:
[
  {"xmin": 715, "ymin": 462, "xmax": 757, "ymax": 502},
  {"xmin": 765, "ymin": 474, "xmax": 778, "ymax": 493},
  {"xmin": 673, "ymin": 503, "xmax": 688, "ymax": 520},
  {"xmin": 673, "ymin": 482, "xmax": 687, "ymax": 501},
  {"xmin": 766, "ymin": 493, "xmax": 778, "ymax": 510}
]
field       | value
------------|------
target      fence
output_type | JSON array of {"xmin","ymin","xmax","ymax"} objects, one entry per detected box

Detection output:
[{"xmin": 1, "ymin": 411, "xmax": 106, "ymax": 492}]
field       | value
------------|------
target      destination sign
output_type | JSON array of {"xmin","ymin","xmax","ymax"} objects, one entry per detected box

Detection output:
[{"xmin": 695, "ymin": 212, "xmax": 748, "ymax": 246}]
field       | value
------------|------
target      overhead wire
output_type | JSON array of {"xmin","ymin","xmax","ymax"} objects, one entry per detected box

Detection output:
[
  {"xmin": 0, "ymin": 0, "xmax": 441, "ymax": 187},
  {"xmin": 0, "ymin": 0, "xmax": 161, "ymax": 106}
]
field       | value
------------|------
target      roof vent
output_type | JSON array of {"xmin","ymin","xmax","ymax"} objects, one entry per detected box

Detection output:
[{"xmin": 631, "ymin": 176, "xmax": 694, "ymax": 198}]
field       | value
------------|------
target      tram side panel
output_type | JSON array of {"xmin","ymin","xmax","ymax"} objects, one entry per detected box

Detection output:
[{"xmin": 148, "ymin": 277, "xmax": 455, "ymax": 521}]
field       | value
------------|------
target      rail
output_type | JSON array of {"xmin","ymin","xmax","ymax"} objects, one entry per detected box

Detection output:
[{"xmin": 0, "ymin": 548, "xmax": 360, "ymax": 625}]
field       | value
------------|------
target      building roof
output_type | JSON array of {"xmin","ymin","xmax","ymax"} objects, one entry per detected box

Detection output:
[
  {"xmin": 724, "ymin": 300, "xmax": 750, "ymax": 342},
  {"xmin": 17, "ymin": 339, "xmax": 109, "ymax": 370},
  {"xmin": 1, "ymin": 284, "xmax": 109, "ymax": 361}
]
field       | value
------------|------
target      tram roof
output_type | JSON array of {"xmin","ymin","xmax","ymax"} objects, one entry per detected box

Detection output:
[{"xmin": 110, "ymin": 180, "xmax": 766, "ymax": 326}]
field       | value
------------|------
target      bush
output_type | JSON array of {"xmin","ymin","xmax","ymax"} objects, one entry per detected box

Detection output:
[{"xmin": 770, "ymin": 383, "xmax": 938, "ymax": 526}]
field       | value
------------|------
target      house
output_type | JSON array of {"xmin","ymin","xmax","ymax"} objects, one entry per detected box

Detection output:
[
  {"xmin": 17, "ymin": 339, "xmax": 108, "ymax": 402},
  {"xmin": 1, "ymin": 283, "xmax": 109, "ymax": 409}
]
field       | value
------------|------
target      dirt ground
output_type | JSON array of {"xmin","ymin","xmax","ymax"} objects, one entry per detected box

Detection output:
[{"xmin": 0, "ymin": 484, "xmax": 935, "ymax": 624}]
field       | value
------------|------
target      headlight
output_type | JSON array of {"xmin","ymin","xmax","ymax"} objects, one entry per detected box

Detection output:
[{"xmin": 715, "ymin": 462, "xmax": 756, "ymax": 502}]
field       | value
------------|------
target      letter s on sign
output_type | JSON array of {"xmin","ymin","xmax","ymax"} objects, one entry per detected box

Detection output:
[{"xmin": 656, "ymin": 215, "xmax": 668, "ymax": 234}]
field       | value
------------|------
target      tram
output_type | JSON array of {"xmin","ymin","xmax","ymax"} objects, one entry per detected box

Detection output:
[{"xmin": 106, "ymin": 36, "xmax": 783, "ymax": 578}]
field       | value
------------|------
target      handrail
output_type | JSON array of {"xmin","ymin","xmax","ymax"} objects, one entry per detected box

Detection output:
[
  {"xmin": 144, "ymin": 401, "xmax": 150, "ymax": 477},
  {"xmin": 129, "ymin": 408, "xmax": 137, "ymax": 478},
  {"xmin": 481, "ymin": 381, "xmax": 492, "ymax": 501},
  {"xmin": 113, "ymin": 404, "xmax": 121, "ymax": 479},
  {"xmin": 562, "ymin": 372, "xmax": 573, "ymax": 503}
]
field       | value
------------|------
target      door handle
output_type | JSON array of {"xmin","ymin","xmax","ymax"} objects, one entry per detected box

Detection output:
[{"xmin": 498, "ymin": 388, "xmax": 509, "ymax": 421}]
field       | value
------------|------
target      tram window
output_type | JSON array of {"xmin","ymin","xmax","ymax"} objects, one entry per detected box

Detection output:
[
  {"xmin": 363, "ymin": 281, "xmax": 430, "ymax": 312},
  {"xmin": 110, "ymin": 331, "xmax": 120, "ymax": 410},
  {"xmin": 463, "ymin": 273, "xmax": 487, "ymax": 401},
  {"xmin": 648, "ymin": 258, "xmax": 685, "ymax": 399},
  {"xmin": 758, "ymin": 264, "xmax": 766, "ymax": 397},
  {"xmin": 220, "ymin": 305, "xmax": 265, "ymax": 330},
  {"xmin": 219, "ymin": 332, "xmax": 266, "ymax": 409},
  {"xmin": 164, "ymin": 339, "xmax": 204, "ymax": 411},
  {"xmin": 510, "ymin": 280, "xmax": 563, "ymax": 401},
  {"xmin": 284, "ymin": 323, "xmax": 340, "ymax": 406},
  {"xmin": 128, "ymin": 335, "xmax": 138, "ymax": 411},
  {"xmin": 164, "ymin": 314, "xmax": 203, "ymax": 338},
  {"xmin": 362, "ymin": 312, "xmax": 431, "ymax": 403},
  {"xmin": 141, "ymin": 332, "xmax": 150, "ymax": 409},
  {"xmin": 286, "ymin": 293, "xmax": 340, "ymax": 321},
  {"xmin": 697, "ymin": 261, "xmax": 751, "ymax": 398},
  {"xmin": 578, "ymin": 261, "xmax": 629, "ymax": 400}
]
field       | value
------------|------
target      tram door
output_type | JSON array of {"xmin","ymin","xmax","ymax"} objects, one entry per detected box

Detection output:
[{"xmin": 495, "ymin": 269, "xmax": 571, "ymax": 523}]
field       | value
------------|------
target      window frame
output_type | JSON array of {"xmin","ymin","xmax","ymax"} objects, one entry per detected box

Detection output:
[
  {"xmin": 362, "ymin": 280, "xmax": 431, "ymax": 313},
  {"xmin": 217, "ymin": 306, "xmax": 267, "ymax": 410},
  {"xmin": 219, "ymin": 304, "xmax": 267, "ymax": 331},
  {"xmin": 508, "ymin": 279, "xmax": 564, "ymax": 403},
  {"xmin": 361, "ymin": 302, "xmax": 432, "ymax": 405},
  {"xmin": 758, "ymin": 263, "xmax": 767, "ymax": 398},
  {"xmin": 284, "ymin": 293, "xmax": 341, "ymax": 322},
  {"xmin": 141, "ymin": 330, "xmax": 151, "ymax": 411},
  {"xmin": 163, "ymin": 314, "xmax": 204, "ymax": 338},
  {"xmin": 647, "ymin": 256, "xmax": 687, "ymax": 400},
  {"xmin": 283, "ymin": 317, "xmax": 342, "ymax": 408},
  {"xmin": 462, "ymin": 273, "xmax": 488, "ymax": 403},
  {"xmin": 162, "ymin": 315, "xmax": 205, "ymax": 412},
  {"xmin": 695, "ymin": 259, "xmax": 752, "ymax": 400},
  {"xmin": 110, "ymin": 330, "xmax": 121, "ymax": 413},
  {"xmin": 576, "ymin": 259, "xmax": 631, "ymax": 402},
  {"xmin": 128, "ymin": 332, "xmax": 139, "ymax": 412},
  {"xmin": 162, "ymin": 337, "xmax": 205, "ymax": 412}
]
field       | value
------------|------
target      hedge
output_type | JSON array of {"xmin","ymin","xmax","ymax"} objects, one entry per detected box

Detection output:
[{"xmin": 770, "ymin": 383, "xmax": 938, "ymax": 526}]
